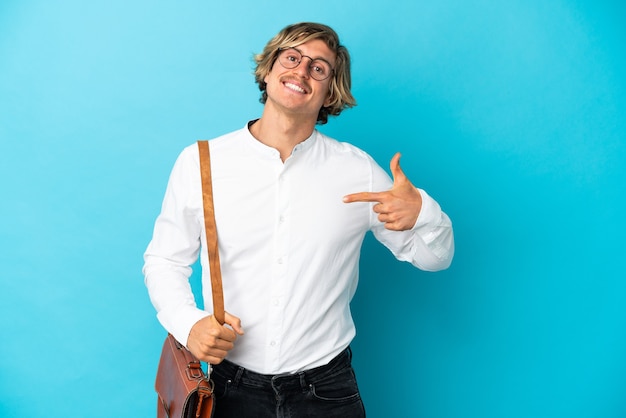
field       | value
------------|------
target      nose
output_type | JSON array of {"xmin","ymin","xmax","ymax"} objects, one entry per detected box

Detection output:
[{"xmin": 293, "ymin": 57, "xmax": 312, "ymax": 79}]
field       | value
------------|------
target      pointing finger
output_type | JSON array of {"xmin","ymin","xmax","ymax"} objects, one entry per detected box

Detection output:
[{"xmin": 343, "ymin": 191, "xmax": 387, "ymax": 204}]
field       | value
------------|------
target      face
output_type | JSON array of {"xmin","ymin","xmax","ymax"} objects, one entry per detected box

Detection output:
[{"xmin": 263, "ymin": 39, "xmax": 336, "ymax": 121}]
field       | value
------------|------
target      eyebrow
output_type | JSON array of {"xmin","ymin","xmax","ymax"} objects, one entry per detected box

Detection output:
[{"xmin": 292, "ymin": 46, "xmax": 334, "ymax": 68}]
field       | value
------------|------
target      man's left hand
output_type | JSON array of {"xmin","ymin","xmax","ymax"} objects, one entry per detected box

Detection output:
[{"xmin": 343, "ymin": 152, "xmax": 422, "ymax": 231}]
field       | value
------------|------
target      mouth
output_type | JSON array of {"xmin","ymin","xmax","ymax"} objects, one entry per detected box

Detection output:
[{"xmin": 282, "ymin": 78, "xmax": 309, "ymax": 94}]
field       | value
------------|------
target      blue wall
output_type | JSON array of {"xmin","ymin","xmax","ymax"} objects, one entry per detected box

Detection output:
[{"xmin": 1, "ymin": 1, "xmax": 624, "ymax": 417}]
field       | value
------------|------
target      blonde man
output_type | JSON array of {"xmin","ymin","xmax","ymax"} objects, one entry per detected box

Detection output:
[{"xmin": 144, "ymin": 22, "xmax": 454, "ymax": 417}]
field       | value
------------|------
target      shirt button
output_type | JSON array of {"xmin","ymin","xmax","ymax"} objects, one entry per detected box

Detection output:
[
  {"xmin": 279, "ymin": 215, "xmax": 285, "ymax": 223},
  {"xmin": 272, "ymin": 298, "xmax": 279, "ymax": 306},
  {"xmin": 277, "ymin": 258, "xmax": 283, "ymax": 264},
  {"xmin": 270, "ymin": 341, "xmax": 276, "ymax": 347}
]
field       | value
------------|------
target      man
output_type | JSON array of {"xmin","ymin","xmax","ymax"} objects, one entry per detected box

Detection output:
[{"xmin": 144, "ymin": 22, "xmax": 454, "ymax": 417}]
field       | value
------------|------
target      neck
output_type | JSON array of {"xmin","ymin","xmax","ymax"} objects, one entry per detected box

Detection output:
[{"xmin": 249, "ymin": 104, "xmax": 318, "ymax": 162}]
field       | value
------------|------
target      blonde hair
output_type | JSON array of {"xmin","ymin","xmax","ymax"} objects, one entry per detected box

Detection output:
[{"xmin": 254, "ymin": 22, "xmax": 357, "ymax": 125}]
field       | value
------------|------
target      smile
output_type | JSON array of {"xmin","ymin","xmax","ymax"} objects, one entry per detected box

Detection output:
[{"xmin": 283, "ymin": 81, "xmax": 307, "ymax": 94}]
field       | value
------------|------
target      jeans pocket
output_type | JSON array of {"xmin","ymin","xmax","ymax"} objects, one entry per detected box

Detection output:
[
  {"xmin": 309, "ymin": 382, "xmax": 362, "ymax": 403},
  {"xmin": 210, "ymin": 369, "xmax": 232, "ymax": 400},
  {"xmin": 308, "ymin": 366, "xmax": 362, "ymax": 404}
]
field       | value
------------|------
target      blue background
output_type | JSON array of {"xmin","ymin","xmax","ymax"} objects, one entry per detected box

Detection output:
[{"xmin": 1, "ymin": 1, "xmax": 624, "ymax": 417}]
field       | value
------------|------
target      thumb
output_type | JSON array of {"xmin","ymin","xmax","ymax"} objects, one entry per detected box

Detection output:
[
  {"xmin": 224, "ymin": 311, "xmax": 245, "ymax": 335},
  {"xmin": 390, "ymin": 152, "xmax": 408, "ymax": 186}
]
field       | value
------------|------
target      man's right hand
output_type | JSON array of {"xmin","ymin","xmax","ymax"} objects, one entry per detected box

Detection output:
[{"xmin": 187, "ymin": 312, "xmax": 244, "ymax": 364}]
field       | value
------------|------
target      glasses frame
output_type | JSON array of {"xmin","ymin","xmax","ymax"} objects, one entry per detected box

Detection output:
[{"xmin": 276, "ymin": 47, "xmax": 335, "ymax": 81}]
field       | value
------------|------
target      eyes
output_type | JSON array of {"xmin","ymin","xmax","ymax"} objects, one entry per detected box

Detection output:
[
  {"xmin": 277, "ymin": 48, "xmax": 334, "ymax": 81},
  {"xmin": 310, "ymin": 63, "xmax": 327, "ymax": 76},
  {"xmin": 283, "ymin": 52, "xmax": 299, "ymax": 63}
]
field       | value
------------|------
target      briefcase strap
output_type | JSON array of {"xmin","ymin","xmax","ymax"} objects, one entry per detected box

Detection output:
[{"xmin": 197, "ymin": 140, "xmax": 225, "ymax": 326}]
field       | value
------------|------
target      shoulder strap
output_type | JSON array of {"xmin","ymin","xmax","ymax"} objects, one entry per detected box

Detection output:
[{"xmin": 197, "ymin": 140, "xmax": 225, "ymax": 325}]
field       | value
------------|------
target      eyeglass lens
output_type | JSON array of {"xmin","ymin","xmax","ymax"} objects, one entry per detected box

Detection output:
[{"xmin": 278, "ymin": 48, "xmax": 332, "ymax": 81}]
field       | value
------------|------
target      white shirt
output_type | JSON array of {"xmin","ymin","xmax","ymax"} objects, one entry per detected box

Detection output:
[{"xmin": 143, "ymin": 123, "xmax": 454, "ymax": 374}]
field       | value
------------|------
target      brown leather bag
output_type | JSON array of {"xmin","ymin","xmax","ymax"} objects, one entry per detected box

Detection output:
[
  {"xmin": 155, "ymin": 335, "xmax": 215, "ymax": 418},
  {"xmin": 155, "ymin": 140, "xmax": 225, "ymax": 418}
]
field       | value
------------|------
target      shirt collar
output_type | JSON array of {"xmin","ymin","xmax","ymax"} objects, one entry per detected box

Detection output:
[{"xmin": 244, "ymin": 120, "xmax": 317, "ymax": 160}]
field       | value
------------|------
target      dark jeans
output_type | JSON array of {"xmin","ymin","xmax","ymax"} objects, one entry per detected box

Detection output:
[{"xmin": 211, "ymin": 347, "xmax": 366, "ymax": 418}]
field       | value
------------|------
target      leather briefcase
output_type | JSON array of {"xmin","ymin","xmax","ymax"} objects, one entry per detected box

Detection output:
[{"xmin": 156, "ymin": 334, "xmax": 214, "ymax": 418}]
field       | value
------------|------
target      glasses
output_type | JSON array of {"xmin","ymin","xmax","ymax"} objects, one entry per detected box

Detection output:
[{"xmin": 276, "ymin": 47, "xmax": 334, "ymax": 81}]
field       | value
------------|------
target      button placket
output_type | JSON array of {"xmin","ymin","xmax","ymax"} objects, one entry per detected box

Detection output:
[{"xmin": 266, "ymin": 165, "xmax": 291, "ymax": 370}]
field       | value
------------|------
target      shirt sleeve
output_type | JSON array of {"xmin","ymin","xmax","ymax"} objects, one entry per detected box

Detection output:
[
  {"xmin": 142, "ymin": 146, "xmax": 210, "ymax": 346},
  {"xmin": 368, "ymin": 159, "xmax": 455, "ymax": 272}
]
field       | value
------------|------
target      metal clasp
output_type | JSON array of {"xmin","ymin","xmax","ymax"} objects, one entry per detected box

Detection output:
[{"xmin": 186, "ymin": 361, "xmax": 206, "ymax": 380}]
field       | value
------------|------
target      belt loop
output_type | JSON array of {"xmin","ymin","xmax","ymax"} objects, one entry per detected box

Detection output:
[
  {"xmin": 298, "ymin": 372, "xmax": 308, "ymax": 392},
  {"xmin": 231, "ymin": 366, "xmax": 245, "ymax": 389}
]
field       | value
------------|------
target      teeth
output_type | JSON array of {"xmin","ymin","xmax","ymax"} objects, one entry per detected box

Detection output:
[{"xmin": 285, "ymin": 82, "xmax": 305, "ymax": 93}]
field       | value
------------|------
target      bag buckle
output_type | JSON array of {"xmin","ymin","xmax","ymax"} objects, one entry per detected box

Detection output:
[{"xmin": 186, "ymin": 361, "xmax": 206, "ymax": 380}]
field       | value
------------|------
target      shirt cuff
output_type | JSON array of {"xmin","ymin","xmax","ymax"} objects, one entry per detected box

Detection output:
[
  {"xmin": 411, "ymin": 188, "xmax": 441, "ymax": 230},
  {"xmin": 157, "ymin": 305, "xmax": 211, "ymax": 348}
]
